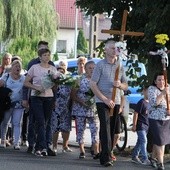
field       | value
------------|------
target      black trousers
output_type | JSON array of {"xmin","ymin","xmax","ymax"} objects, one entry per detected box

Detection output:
[{"xmin": 96, "ymin": 103, "xmax": 112, "ymax": 164}]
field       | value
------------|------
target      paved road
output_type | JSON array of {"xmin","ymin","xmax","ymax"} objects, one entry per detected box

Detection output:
[
  {"xmin": 1, "ymin": 146, "xmax": 170, "ymax": 170},
  {"xmin": 64, "ymin": 120, "xmax": 137, "ymax": 149},
  {"xmin": 1, "ymin": 121, "xmax": 170, "ymax": 170}
]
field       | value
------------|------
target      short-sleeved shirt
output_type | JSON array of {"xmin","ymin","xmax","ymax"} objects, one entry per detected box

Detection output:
[
  {"xmin": 148, "ymin": 85, "xmax": 170, "ymax": 120},
  {"xmin": 27, "ymin": 64, "xmax": 57, "ymax": 97},
  {"xmin": 91, "ymin": 58, "xmax": 127, "ymax": 103},
  {"xmin": 27, "ymin": 57, "xmax": 55, "ymax": 70},
  {"xmin": 1, "ymin": 73, "xmax": 25, "ymax": 102},
  {"xmin": 135, "ymin": 98, "xmax": 149, "ymax": 131}
]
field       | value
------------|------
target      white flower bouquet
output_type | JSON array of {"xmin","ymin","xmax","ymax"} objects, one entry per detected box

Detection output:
[{"xmin": 35, "ymin": 73, "xmax": 80, "ymax": 96}]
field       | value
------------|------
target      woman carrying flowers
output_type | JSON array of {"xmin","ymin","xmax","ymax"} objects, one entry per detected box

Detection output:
[
  {"xmin": 24, "ymin": 48, "xmax": 58, "ymax": 156},
  {"xmin": 51, "ymin": 61, "xmax": 73, "ymax": 153},
  {"xmin": 72, "ymin": 60, "xmax": 100, "ymax": 159}
]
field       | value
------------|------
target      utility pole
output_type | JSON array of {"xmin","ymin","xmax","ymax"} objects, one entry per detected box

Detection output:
[{"xmin": 74, "ymin": 7, "xmax": 78, "ymax": 58}]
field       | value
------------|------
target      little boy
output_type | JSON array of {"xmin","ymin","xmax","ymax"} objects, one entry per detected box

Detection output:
[{"xmin": 131, "ymin": 85, "xmax": 151, "ymax": 165}]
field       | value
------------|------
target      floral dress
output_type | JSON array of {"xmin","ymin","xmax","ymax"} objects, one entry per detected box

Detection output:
[
  {"xmin": 148, "ymin": 85, "xmax": 170, "ymax": 120},
  {"xmin": 72, "ymin": 77, "xmax": 96, "ymax": 117},
  {"xmin": 51, "ymin": 85, "xmax": 72, "ymax": 133},
  {"xmin": 72, "ymin": 77, "xmax": 99, "ymax": 144}
]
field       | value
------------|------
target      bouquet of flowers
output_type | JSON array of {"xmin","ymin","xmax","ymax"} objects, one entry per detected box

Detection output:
[
  {"xmin": 35, "ymin": 72, "xmax": 80, "ymax": 95},
  {"xmin": 84, "ymin": 89, "xmax": 96, "ymax": 111},
  {"xmin": 154, "ymin": 34, "xmax": 169, "ymax": 54},
  {"xmin": 155, "ymin": 34, "xmax": 169, "ymax": 48},
  {"xmin": 149, "ymin": 34, "xmax": 169, "ymax": 61},
  {"xmin": 56, "ymin": 74, "xmax": 80, "ymax": 88}
]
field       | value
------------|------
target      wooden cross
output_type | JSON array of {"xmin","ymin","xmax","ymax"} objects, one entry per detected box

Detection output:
[{"xmin": 101, "ymin": 10, "xmax": 144, "ymax": 41}]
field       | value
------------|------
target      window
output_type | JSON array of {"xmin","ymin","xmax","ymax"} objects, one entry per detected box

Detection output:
[{"xmin": 57, "ymin": 40, "xmax": 67, "ymax": 53}]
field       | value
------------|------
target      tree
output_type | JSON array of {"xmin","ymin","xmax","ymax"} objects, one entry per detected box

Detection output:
[
  {"xmin": 76, "ymin": 0, "xmax": 170, "ymax": 84},
  {"xmin": 0, "ymin": 0, "xmax": 58, "ymax": 42},
  {"xmin": 7, "ymin": 36, "xmax": 38, "ymax": 69},
  {"xmin": 0, "ymin": 0, "xmax": 58, "ymax": 68},
  {"xmin": 77, "ymin": 29, "xmax": 88, "ymax": 54}
]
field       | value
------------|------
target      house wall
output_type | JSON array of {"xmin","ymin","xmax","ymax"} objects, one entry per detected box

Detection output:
[{"xmin": 57, "ymin": 28, "xmax": 79, "ymax": 55}]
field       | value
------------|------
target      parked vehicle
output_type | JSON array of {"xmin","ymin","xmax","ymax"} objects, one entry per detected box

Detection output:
[
  {"xmin": 55, "ymin": 58, "xmax": 147, "ymax": 109},
  {"xmin": 54, "ymin": 58, "xmax": 101, "ymax": 73}
]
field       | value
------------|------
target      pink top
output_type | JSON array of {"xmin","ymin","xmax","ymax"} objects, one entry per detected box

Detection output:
[{"xmin": 28, "ymin": 64, "xmax": 57, "ymax": 97}]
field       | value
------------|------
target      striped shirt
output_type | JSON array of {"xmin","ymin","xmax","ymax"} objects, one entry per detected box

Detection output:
[{"xmin": 91, "ymin": 58, "xmax": 127, "ymax": 103}]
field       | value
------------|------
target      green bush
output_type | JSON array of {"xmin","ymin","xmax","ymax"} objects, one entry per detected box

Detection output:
[{"xmin": 7, "ymin": 36, "xmax": 39, "ymax": 69}]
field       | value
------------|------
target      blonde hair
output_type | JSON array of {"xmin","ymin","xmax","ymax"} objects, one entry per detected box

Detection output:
[
  {"xmin": 77, "ymin": 57, "xmax": 87, "ymax": 64},
  {"xmin": 59, "ymin": 60, "xmax": 68, "ymax": 69},
  {"xmin": 1, "ymin": 53, "xmax": 12, "ymax": 66},
  {"xmin": 11, "ymin": 60, "xmax": 22, "ymax": 68},
  {"xmin": 12, "ymin": 56, "xmax": 22, "ymax": 62}
]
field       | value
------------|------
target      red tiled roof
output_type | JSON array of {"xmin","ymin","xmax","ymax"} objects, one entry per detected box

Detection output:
[{"xmin": 55, "ymin": 0, "xmax": 83, "ymax": 29}]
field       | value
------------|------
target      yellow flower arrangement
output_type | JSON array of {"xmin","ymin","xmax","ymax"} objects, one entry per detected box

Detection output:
[{"xmin": 155, "ymin": 34, "xmax": 169, "ymax": 45}]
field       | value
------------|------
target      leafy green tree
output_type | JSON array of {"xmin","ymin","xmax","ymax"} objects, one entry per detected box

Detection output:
[
  {"xmin": 76, "ymin": 0, "xmax": 170, "ymax": 84},
  {"xmin": 0, "ymin": 0, "xmax": 58, "ymax": 41},
  {"xmin": 7, "ymin": 36, "xmax": 38, "ymax": 69},
  {"xmin": 0, "ymin": 0, "xmax": 58, "ymax": 68},
  {"xmin": 76, "ymin": 0, "xmax": 170, "ymax": 153},
  {"xmin": 77, "ymin": 29, "xmax": 88, "ymax": 54}
]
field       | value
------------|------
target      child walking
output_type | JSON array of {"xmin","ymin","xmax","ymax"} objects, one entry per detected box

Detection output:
[{"xmin": 131, "ymin": 85, "xmax": 151, "ymax": 165}]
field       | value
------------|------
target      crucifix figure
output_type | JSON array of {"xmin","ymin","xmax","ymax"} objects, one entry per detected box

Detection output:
[{"xmin": 101, "ymin": 10, "xmax": 144, "ymax": 41}]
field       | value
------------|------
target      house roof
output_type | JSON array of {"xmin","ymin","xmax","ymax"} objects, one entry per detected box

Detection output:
[{"xmin": 55, "ymin": 0, "xmax": 83, "ymax": 29}]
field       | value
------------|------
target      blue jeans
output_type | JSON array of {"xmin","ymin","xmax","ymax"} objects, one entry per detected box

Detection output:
[
  {"xmin": 30, "ymin": 96, "xmax": 53, "ymax": 151},
  {"xmin": 132, "ymin": 130, "xmax": 148, "ymax": 161}
]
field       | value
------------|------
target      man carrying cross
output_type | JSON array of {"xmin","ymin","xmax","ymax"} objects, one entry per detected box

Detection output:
[
  {"xmin": 90, "ymin": 40, "xmax": 128, "ymax": 167},
  {"xmin": 90, "ymin": 10, "xmax": 144, "ymax": 167}
]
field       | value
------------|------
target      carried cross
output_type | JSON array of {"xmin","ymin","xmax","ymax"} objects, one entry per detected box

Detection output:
[
  {"xmin": 102, "ymin": 10, "xmax": 144, "ymax": 116},
  {"xmin": 101, "ymin": 10, "xmax": 144, "ymax": 41}
]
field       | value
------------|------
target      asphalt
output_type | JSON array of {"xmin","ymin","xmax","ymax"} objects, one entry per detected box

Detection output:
[{"xmin": 58, "ymin": 120, "xmax": 137, "ymax": 149}]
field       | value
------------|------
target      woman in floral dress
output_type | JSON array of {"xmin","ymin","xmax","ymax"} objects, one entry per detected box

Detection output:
[
  {"xmin": 148, "ymin": 72, "xmax": 170, "ymax": 170},
  {"xmin": 72, "ymin": 60, "xmax": 100, "ymax": 159},
  {"xmin": 51, "ymin": 66, "xmax": 72, "ymax": 153}
]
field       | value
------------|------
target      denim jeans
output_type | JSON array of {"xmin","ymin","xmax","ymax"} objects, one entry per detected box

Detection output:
[
  {"xmin": 132, "ymin": 130, "xmax": 148, "ymax": 161},
  {"xmin": 1, "ymin": 107, "xmax": 24, "ymax": 145},
  {"xmin": 30, "ymin": 96, "xmax": 53, "ymax": 151}
]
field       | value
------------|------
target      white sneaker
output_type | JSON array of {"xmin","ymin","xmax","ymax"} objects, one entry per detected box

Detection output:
[
  {"xmin": 53, "ymin": 147, "xmax": 57, "ymax": 153},
  {"xmin": 35, "ymin": 150, "xmax": 43, "ymax": 157},
  {"xmin": 62, "ymin": 147, "xmax": 72, "ymax": 153},
  {"xmin": 0, "ymin": 143, "xmax": 6, "ymax": 148},
  {"xmin": 131, "ymin": 157, "xmax": 142, "ymax": 164},
  {"xmin": 14, "ymin": 145, "xmax": 20, "ymax": 150},
  {"xmin": 142, "ymin": 159, "xmax": 151, "ymax": 166},
  {"xmin": 41, "ymin": 149, "xmax": 48, "ymax": 156}
]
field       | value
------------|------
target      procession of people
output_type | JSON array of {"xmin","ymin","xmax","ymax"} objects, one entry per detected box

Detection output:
[{"xmin": 0, "ymin": 39, "xmax": 170, "ymax": 170}]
